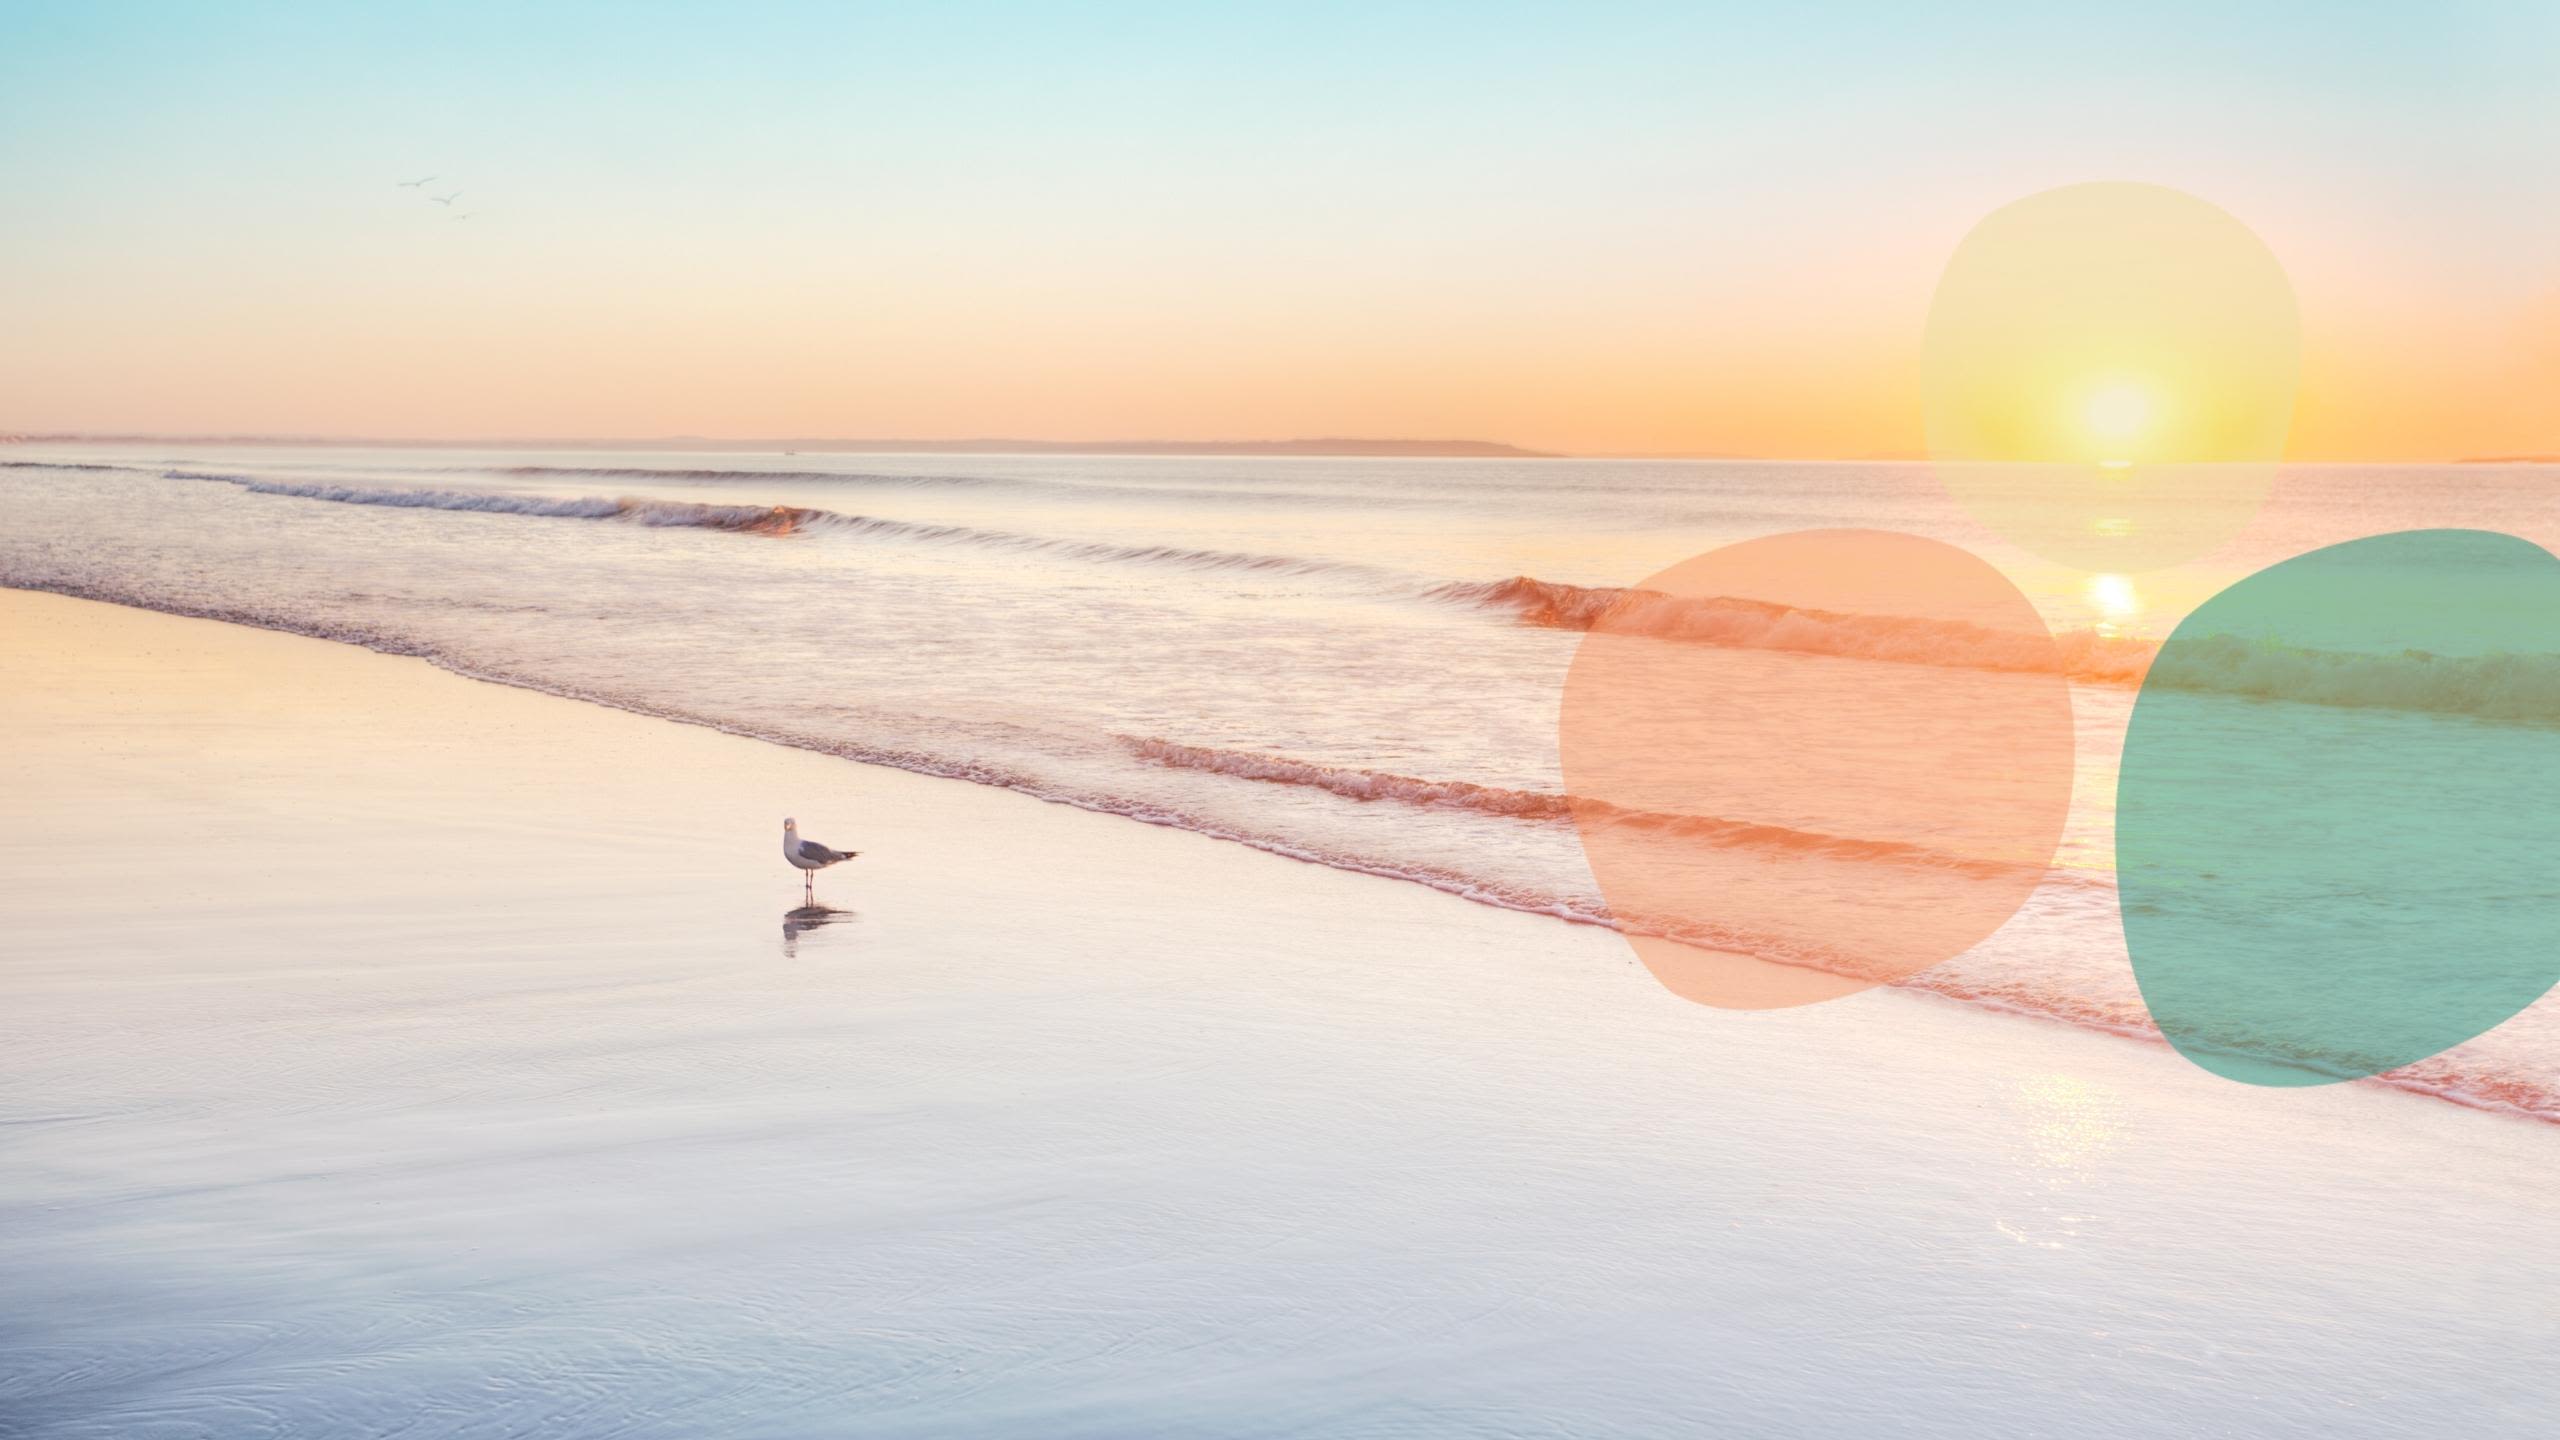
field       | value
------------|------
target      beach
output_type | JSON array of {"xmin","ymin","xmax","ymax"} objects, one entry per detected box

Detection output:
[
  {"xmin": 5, "ymin": 587, "xmax": 2557, "ymax": 1437},
  {"xmin": 11, "ymin": 0, "xmax": 2554, "ymax": 1429}
]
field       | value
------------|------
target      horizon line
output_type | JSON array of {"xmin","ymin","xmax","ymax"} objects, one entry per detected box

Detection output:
[{"xmin": 0, "ymin": 431, "xmax": 2540, "ymax": 466}]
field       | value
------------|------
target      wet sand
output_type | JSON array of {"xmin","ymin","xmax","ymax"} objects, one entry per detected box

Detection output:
[{"xmin": 3, "ymin": 588, "xmax": 2556, "ymax": 1437}]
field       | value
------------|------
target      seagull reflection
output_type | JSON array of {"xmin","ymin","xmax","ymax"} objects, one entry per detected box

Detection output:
[{"xmin": 782, "ymin": 903, "xmax": 856, "ymax": 957}]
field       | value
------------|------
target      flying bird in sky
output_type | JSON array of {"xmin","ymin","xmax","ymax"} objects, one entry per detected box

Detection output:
[
  {"xmin": 429, "ymin": 191, "xmax": 461, "ymax": 206},
  {"xmin": 395, "ymin": 175, "xmax": 436, "ymax": 187}
]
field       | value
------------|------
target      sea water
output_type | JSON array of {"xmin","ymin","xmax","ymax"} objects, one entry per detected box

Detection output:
[{"xmin": 7, "ymin": 445, "xmax": 2557, "ymax": 1118}]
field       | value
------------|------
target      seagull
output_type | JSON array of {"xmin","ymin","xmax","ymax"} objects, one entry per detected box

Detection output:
[
  {"xmin": 429, "ymin": 191, "xmax": 462, "ymax": 206},
  {"xmin": 452, "ymin": 213, "xmax": 474, "ymax": 221},
  {"xmin": 395, "ymin": 175, "xmax": 437, "ymax": 188},
  {"xmin": 783, "ymin": 817, "xmax": 858, "ymax": 902}
]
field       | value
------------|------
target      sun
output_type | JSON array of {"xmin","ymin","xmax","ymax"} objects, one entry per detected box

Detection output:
[
  {"xmin": 2083, "ymin": 382, "xmax": 2154, "ymax": 461},
  {"xmin": 2086, "ymin": 571, "xmax": 2140, "ymax": 624},
  {"xmin": 1922, "ymin": 183, "xmax": 2302, "ymax": 570}
]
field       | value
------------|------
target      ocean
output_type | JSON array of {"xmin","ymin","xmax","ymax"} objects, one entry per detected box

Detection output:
[{"xmin": 7, "ymin": 444, "xmax": 2557, "ymax": 1120}]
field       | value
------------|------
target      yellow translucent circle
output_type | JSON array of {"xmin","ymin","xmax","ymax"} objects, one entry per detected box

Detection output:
[{"xmin": 1924, "ymin": 183, "xmax": 2301, "ymax": 572}]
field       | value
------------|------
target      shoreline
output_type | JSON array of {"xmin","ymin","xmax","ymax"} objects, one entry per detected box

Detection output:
[
  {"xmin": 10, "ymin": 578, "xmax": 2551, "ymax": 1131},
  {"xmin": 7, "ymin": 587, "xmax": 2560, "ymax": 1434}
]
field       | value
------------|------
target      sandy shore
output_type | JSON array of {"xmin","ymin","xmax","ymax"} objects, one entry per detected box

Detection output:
[{"xmin": 3, "ymin": 588, "xmax": 2556, "ymax": 1438}]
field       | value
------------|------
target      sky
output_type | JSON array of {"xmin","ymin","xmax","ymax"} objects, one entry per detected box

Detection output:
[{"xmin": 1, "ymin": 1, "xmax": 2553, "ymax": 458}]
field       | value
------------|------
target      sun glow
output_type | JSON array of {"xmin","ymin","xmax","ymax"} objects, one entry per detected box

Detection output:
[{"xmin": 2083, "ymin": 383, "xmax": 2154, "ymax": 461}]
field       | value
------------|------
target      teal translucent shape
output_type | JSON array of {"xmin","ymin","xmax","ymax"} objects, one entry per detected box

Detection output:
[{"xmin": 2117, "ymin": 530, "xmax": 2560, "ymax": 1086}]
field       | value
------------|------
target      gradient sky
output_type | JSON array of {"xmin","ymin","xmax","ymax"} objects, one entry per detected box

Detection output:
[{"xmin": 2, "ymin": 1, "xmax": 2552, "ymax": 457}]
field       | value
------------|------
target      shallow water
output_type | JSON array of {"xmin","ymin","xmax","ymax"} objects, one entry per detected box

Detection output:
[{"xmin": 5, "ymin": 445, "xmax": 2557, "ymax": 1116}]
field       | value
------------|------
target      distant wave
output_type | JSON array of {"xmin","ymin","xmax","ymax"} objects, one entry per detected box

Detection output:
[
  {"xmin": 153, "ymin": 470, "xmax": 1384, "ymax": 578},
  {"xmin": 25, "ymin": 459, "xmax": 2560, "ymax": 728},
  {"xmin": 175, "ymin": 474, "xmax": 820, "ymax": 533},
  {"xmin": 481, "ymin": 461, "xmax": 1465, "ymax": 512},
  {"xmin": 491, "ymin": 463, "xmax": 1004, "ymax": 488}
]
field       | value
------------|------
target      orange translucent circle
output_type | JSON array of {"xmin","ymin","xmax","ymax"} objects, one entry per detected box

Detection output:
[{"xmin": 1558, "ymin": 530, "xmax": 2074, "ymax": 1008}]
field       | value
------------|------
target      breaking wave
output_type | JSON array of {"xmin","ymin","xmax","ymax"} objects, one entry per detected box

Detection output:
[
  {"xmin": 1123, "ymin": 736, "xmax": 2045, "ymax": 880},
  {"xmin": 2142, "ymin": 634, "xmax": 2560, "ymax": 726},
  {"xmin": 1434, "ymin": 575, "xmax": 2159, "ymax": 684},
  {"xmin": 1438, "ymin": 574, "xmax": 2560, "ymax": 724}
]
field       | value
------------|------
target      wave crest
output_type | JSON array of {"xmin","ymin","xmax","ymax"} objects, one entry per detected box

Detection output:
[
  {"xmin": 493, "ymin": 464, "xmax": 992, "ymax": 488},
  {"xmin": 1433, "ymin": 575, "xmax": 2158, "ymax": 684},
  {"xmin": 1123, "ymin": 736, "xmax": 2043, "ymax": 878},
  {"xmin": 2146, "ymin": 634, "xmax": 2560, "ymax": 725},
  {"xmin": 159, "ymin": 471, "xmax": 1366, "ymax": 574}
]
